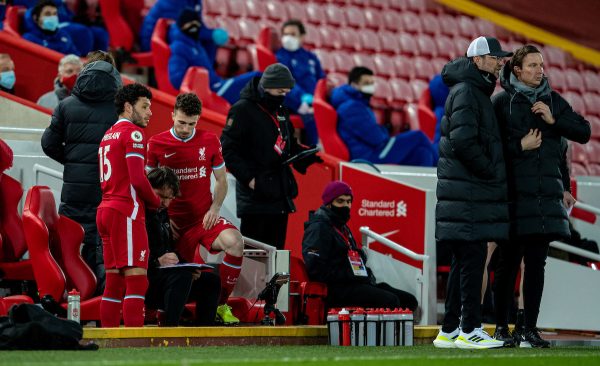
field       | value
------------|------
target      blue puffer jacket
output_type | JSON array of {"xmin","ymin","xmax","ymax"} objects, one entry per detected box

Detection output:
[
  {"xmin": 276, "ymin": 47, "xmax": 325, "ymax": 112},
  {"xmin": 168, "ymin": 23, "xmax": 222, "ymax": 90},
  {"xmin": 429, "ymin": 74, "xmax": 449, "ymax": 149},
  {"xmin": 23, "ymin": 24, "xmax": 79, "ymax": 55},
  {"xmin": 23, "ymin": 0, "xmax": 73, "ymax": 31},
  {"xmin": 139, "ymin": 0, "xmax": 213, "ymax": 52},
  {"xmin": 330, "ymin": 84, "xmax": 389, "ymax": 160}
]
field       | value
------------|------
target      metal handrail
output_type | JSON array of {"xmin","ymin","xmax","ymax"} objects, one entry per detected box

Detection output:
[
  {"xmin": 359, "ymin": 226, "xmax": 429, "ymax": 262},
  {"xmin": 550, "ymin": 241, "xmax": 600, "ymax": 262},
  {"xmin": 0, "ymin": 127, "xmax": 44, "ymax": 134},
  {"xmin": 33, "ymin": 163, "xmax": 63, "ymax": 183},
  {"xmin": 243, "ymin": 236, "xmax": 276, "ymax": 253},
  {"xmin": 574, "ymin": 201, "xmax": 600, "ymax": 216}
]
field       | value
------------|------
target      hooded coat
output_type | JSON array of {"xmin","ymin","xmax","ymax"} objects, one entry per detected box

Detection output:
[
  {"xmin": 492, "ymin": 64, "xmax": 591, "ymax": 240},
  {"xmin": 436, "ymin": 57, "xmax": 509, "ymax": 242},
  {"xmin": 221, "ymin": 77, "xmax": 315, "ymax": 216},
  {"xmin": 41, "ymin": 60, "xmax": 122, "ymax": 226}
]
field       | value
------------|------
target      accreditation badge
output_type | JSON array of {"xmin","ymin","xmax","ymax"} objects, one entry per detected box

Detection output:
[{"xmin": 348, "ymin": 250, "xmax": 368, "ymax": 277}]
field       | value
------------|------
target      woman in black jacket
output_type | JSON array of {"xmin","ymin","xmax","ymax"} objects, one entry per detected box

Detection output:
[
  {"xmin": 492, "ymin": 45, "xmax": 591, "ymax": 348},
  {"xmin": 41, "ymin": 56, "xmax": 121, "ymax": 294}
]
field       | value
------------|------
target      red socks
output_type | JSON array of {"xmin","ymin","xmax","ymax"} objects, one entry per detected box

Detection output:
[
  {"xmin": 101, "ymin": 272, "xmax": 125, "ymax": 327},
  {"xmin": 219, "ymin": 254, "xmax": 243, "ymax": 304},
  {"xmin": 123, "ymin": 274, "xmax": 148, "ymax": 327}
]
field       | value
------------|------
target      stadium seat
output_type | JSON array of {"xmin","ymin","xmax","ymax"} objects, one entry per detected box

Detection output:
[
  {"xmin": 382, "ymin": 12, "xmax": 403, "ymax": 32},
  {"xmin": 410, "ymin": 79, "xmax": 429, "ymax": 101},
  {"xmin": 180, "ymin": 67, "xmax": 231, "ymax": 116},
  {"xmin": 406, "ymin": 0, "xmax": 428, "ymax": 13},
  {"xmin": 150, "ymin": 18, "xmax": 179, "ymax": 95},
  {"xmin": 434, "ymin": 35, "xmax": 457, "ymax": 59},
  {"xmin": 565, "ymin": 69, "xmax": 586, "ymax": 93},
  {"xmin": 340, "ymin": 28, "xmax": 362, "ymax": 52},
  {"xmin": 452, "ymin": 36, "xmax": 471, "ymax": 56},
  {"xmin": 398, "ymin": 33, "xmax": 418, "ymax": 56},
  {"xmin": 546, "ymin": 68, "xmax": 567, "ymax": 92},
  {"xmin": 543, "ymin": 45, "xmax": 567, "ymax": 70},
  {"xmin": 313, "ymin": 79, "xmax": 350, "ymax": 160},
  {"xmin": 420, "ymin": 13, "xmax": 441, "ymax": 35},
  {"xmin": 303, "ymin": 25, "xmax": 322, "ymax": 49},
  {"xmin": 571, "ymin": 162, "xmax": 589, "ymax": 176},
  {"xmin": 589, "ymin": 116, "xmax": 600, "ymax": 139},
  {"xmin": 364, "ymin": 8, "xmax": 383, "ymax": 30},
  {"xmin": 345, "ymin": 6, "xmax": 366, "ymax": 29},
  {"xmin": 237, "ymin": 18, "xmax": 260, "ymax": 45},
  {"xmin": 331, "ymin": 51, "xmax": 354, "ymax": 73},
  {"xmin": 413, "ymin": 57, "xmax": 435, "ymax": 80},
  {"xmin": 390, "ymin": 78, "xmax": 414, "ymax": 103},
  {"xmin": 325, "ymin": 4, "xmax": 346, "ymax": 27},
  {"xmin": 570, "ymin": 141, "xmax": 589, "ymax": 165},
  {"xmin": 372, "ymin": 77, "xmax": 394, "ymax": 106},
  {"xmin": 582, "ymin": 70, "xmax": 600, "ymax": 94},
  {"xmin": 405, "ymin": 103, "xmax": 436, "ymax": 141},
  {"xmin": 0, "ymin": 295, "xmax": 34, "ymax": 316},
  {"xmin": 588, "ymin": 140, "xmax": 600, "ymax": 164},
  {"xmin": 373, "ymin": 54, "xmax": 396, "ymax": 78},
  {"xmin": 284, "ymin": 2, "xmax": 308, "ymax": 23},
  {"xmin": 305, "ymin": 3, "xmax": 325, "ymax": 25},
  {"xmin": 438, "ymin": 15, "xmax": 459, "ymax": 37},
  {"xmin": 3, "ymin": 6, "xmax": 25, "ymax": 38},
  {"xmin": 22, "ymin": 186, "xmax": 101, "ymax": 321},
  {"xmin": 314, "ymin": 50, "xmax": 335, "ymax": 73},
  {"xmin": 389, "ymin": 0, "xmax": 408, "ymax": 11},
  {"xmin": 327, "ymin": 72, "xmax": 347, "ymax": 87},
  {"xmin": 400, "ymin": 12, "xmax": 423, "ymax": 34},
  {"xmin": 98, "ymin": 0, "xmax": 153, "ymax": 67},
  {"xmin": 416, "ymin": 34, "xmax": 437, "ymax": 58},
  {"xmin": 563, "ymin": 92, "xmax": 587, "ymax": 115},
  {"xmin": 583, "ymin": 93, "xmax": 600, "ymax": 116},
  {"xmin": 265, "ymin": 1, "xmax": 288, "ymax": 22},
  {"xmin": 204, "ymin": 0, "xmax": 228, "ymax": 17},
  {"xmin": 359, "ymin": 29, "xmax": 382, "ymax": 53},
  {"xmin": 0, "ymin": 173, "xmax": 34, "ymax": 281},
  {"xmin": 431, "ymin": 57, "xmax": 448, "ymax": 75},
  {"xmin": 245, "ymin": 0, "xmax": 266, "ymax": 19},
  {"xmin": 225, "ymin": 0, "xmax": 246, "ymax": 18},
  {"xmin": 352, "ymin": 53, "xmax": 375, "ymax": 71},
  {"xmin": 289, "ymin": 256, "xmax": 327, "ymax": 325},
  {"xmin": 393, "ymin": 57, "xmax": 415, "ymax": 80},
  {"xmin": 474, "ymin": 19, "xmax": 496, "ymax": 38},
  {"xmin": 318, "ymin": 26, "xmax": 342, "ymax": 50},
  {"xmin": 379, "ymin": 31, "xmax": 401, "ymax": 55},
  {"xmin": 456, "ymin": 16, "xmax": 477, "ymax": 38}
]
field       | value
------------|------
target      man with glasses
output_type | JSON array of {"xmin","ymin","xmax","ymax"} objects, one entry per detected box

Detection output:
[{"xmin": 433, "ymin": 37, "xmax": 513, "ymax": 349}]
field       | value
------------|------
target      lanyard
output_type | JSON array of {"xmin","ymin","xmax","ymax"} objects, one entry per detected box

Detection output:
[
  {"xmin": 257, "ymin": 104, "xmax": 282, "ymax": 134},
  {"xmin": 334, "ymin": 226, "xmax": 352, "ymax": 248}
]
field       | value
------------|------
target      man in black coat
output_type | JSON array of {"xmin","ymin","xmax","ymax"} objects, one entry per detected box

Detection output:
[
  {"xmin": 221, "ymin": 63, "xmax": 321, "ymax": 250},
  {"xmin": 433, "ymin": 37, "xmax": 512, "ymax": 350},
  {"xmin": 41, "ymin": 57, "xmax": 122, "ymax": 294},
  {"xmin": 492, "ymin": 45, "xmax": 591, "ymax": 348},
  {"xmin": 302, "ymin": 181, "xmax": 418, "ymax": 311}
]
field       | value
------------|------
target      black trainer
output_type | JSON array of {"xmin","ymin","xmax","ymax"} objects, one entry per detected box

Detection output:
[
  {"xmin": 493, "ymin": 326, "xmax": 515, "ymax": 347},
  {"xmin": 512, "ymin": 323, "xmax": 524, "ymax": 346},
  {"xmin": 520, "ymin": 328, "xmax": 550, "ymax": 348}
]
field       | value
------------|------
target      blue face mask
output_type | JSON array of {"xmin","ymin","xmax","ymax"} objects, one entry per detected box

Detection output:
[
  {"xmin": 0, "ymin": 70, "xmax": 16, "ymax": 90},
  {"xmin": 41, "ymin": 15, "xmax": 59, "ymax": 32}
]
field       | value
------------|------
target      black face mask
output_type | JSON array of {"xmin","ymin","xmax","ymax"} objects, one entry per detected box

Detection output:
[
  {"xmin": 360, "ymin": 92, "xmax": 373, "ymax": 101},
  {"xmin": 330, "ymin": 205, "xmax": 351, "ymax": 225},
  {"xmin": 182, "ymin": 25, "xmax": 199, "ymax": 39},
  {"xmin": 262, "ymin": 92, "xmax": 285, "ymax": 111}
]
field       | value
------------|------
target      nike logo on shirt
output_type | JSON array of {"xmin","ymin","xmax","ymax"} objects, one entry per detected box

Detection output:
[{"xmin": 164, "ymin": 153, "xmax": 176, "ymax": 158}]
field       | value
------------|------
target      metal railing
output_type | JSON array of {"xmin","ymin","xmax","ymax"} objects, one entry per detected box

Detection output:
[
  {"xmin": 360, "ymin": 226, "xmax": 429, "ymax": 262},
  {"xmin": 0, "ymin": 127, "xmax": 44, "ymax": 134},
  {"xmin": 550, "ymin": 241, "xmax": 600, "ymax": 262},
  {"xmin": 574, "ymin": 201, "xmax": 600, "ymax": 217},
  {"xmin": 33, "ymin": 163, "xmax": 62, "ymax": 184}
]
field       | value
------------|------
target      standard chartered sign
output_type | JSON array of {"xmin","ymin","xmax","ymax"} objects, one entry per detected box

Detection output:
[{"xmin": 358, "ymin": 199, "xmax": 407, "ymax": 218}]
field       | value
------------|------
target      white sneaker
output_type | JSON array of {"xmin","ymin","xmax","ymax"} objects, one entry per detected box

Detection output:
[
  {"xmin": 433, "ymin": 328, "xmax": 459, "ymax": 348},
  {"xmin": 454, "ymin": 328, "xmax": 504, "ymax": 349}
]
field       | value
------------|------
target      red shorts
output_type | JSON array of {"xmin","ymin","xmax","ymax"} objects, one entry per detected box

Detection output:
[
  {"xmin": 97, "ymin": 207, "xmax": 149, "ymax": 269},
  {"xmin": 175, "ymin": 217, "xmax": 238, "ymax": 263}
]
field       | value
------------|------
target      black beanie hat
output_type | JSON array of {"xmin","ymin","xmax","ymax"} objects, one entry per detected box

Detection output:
[
  {"xmin": 177, "ymin": 8, "xmax": 200, "ymax": 29},
  {"xmin": 259, "ymin": 63, "xmax": 295, "ymax": 89}
]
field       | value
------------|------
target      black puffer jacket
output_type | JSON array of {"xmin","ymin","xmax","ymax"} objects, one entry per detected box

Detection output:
[
  {"xmin": 302, "ymin": 207, "xmax": 374, "ymax": 286},
  {"xmin": 41, "ymin": 61, "xmax": 121, "ymax": 222},
  {"xmin": 492, "ymin": 65, "xmax": 591, "ymax": 240},
  {"xmin": 221, "ymin": 77, "xmax": 315, "ymax": 215},
  {"xmin": 436, "ymin": 57, "xmax": 509, "ymax": 242}
]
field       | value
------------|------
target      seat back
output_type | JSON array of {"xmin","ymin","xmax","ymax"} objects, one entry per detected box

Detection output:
[
  {"xmin": 0, "ymin": 174, "xmax": 27, "ymax": 261},
  {"xmin": 313, "ymin": 79, "xmax": 350, "ymax": 161},
  {"xmin": 151, "ymin": 18, "xmax": 179, "ymax": 95},
  {"xmin": 98, "ymin": 0, "xmax": 134, "ymax": 50},
  {"xmin": 290, "ymin": 256, "xmax": 327, "ymax": 325},
  {"xmin": 3, "ymin": 6, "xmax": 25, "ymax": 37},
  {"xmin": 180, "ymin": 67, "xmax": 232, "ymax": 116}
]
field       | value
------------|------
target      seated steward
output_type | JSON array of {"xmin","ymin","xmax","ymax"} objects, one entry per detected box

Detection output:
[{"xmin": 23, "ymin": 0, "xmax": 80, "ymax": 56}]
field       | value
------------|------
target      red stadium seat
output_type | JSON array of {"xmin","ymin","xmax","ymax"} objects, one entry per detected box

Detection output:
[
  {"xmin": 438, "ymin": 15, "xmax": 459, "ymax": 37},
  {"xmin": 571, "ymin": 162, "xmax": 589, "ymax": 176},
  {"xmin": 543, "ymin": 46, "xmax": 567, "ymax": 69},
  {"xmin": 204, "ymin": 0, "xmax": 227, "ymax": 16},
  {"xmin": 289, "ymin": 256, "xmax": 328, "ymax": 325},
  {"xmin": 400, "ymin": 12, "xmax": 423, "ymax": 34},
  {"xmin": 570, "ymin": 141, "xmax": 589, "ymax": 165},
  {"xmin": 314, "ymin": 50, "xmax": 335, "ymax": 73},
  {"xmin": 237, "ymin": 18, "xmax": 260, "ymax": 45},
  {"xmin": 405, "ymin": 103, "xmax": 437, "ymax": 140},
  {"xmin": 328, "ymin": 72, "xmax": 347, "ymax": 87},
  {"xmin": 345, "ymin": 6, "xmax": 366, "ymax": 29},
  {"xmin": 303, "ymin": 25, "xmax": 322, "ymax": 49},
  {"xmin": 416, "ymin": 34, "xmax": 437, "ymax": 57},
  {"xmin": 151, "ymin": 18, "xmax": 179, "ymax": 95},
  {"xmin": 364, "ymin": 8, "xmax": 383, "ymax": 30},
  {"xmin": 284, "ymin": 2, "xmax": 307, "ymax": 23},
  {"xmin": 453, "ymin": 36, "xmax": 470, "ymax": 56},
  {"xmin": 410, "ymin": 79, "xmax": 429, "ymax": 101},
  {"xmin": 265, "ymin": 1, "xmax": 288, "ymax": 22},
  {"xmin": 353, "ymin": 53, "xmax": 375, "ymax": 71},
  {"xmin": 3, "ymin": 6, "xmax": 25, "ymax": 37},
  {"xmin": 382, "ymin": 12, "xmax": 403, "ymax": 32},
  {"xmin": 374, "ymin": 54, "xmax": 397, "ymax": 78},
  {"xmin": 406, "ymin": 0, "xmax": 427, "ymax": 13},
  {"xmin": 305, "ymin": 3, "xmax": 325, "ymax": 25},
  {"xmin": 394, "ymin": 57, "xmax": 415, "ymax": 80},
  {"xmin": 0, "ymin": 295, "xmax": 34, "ymax": 316},
  {"xmin": 582, "ymin": 70, "xmax": 600, "ymax": 94},
  {"xmin": 582, "ymin": 93, "xmax": 600, "ymax": 116},
  {"xmin": 431, "ymin": 58, "xmax": 448, "ymax": 75},
  {"xmin": 434, "ymin": 35, "xmax": 457, "ymax": 59},
  {"xmin": 22, "ymin": 186, "xmax": 101, "ymax": 321},
  {"xmin": 588, "ymin": 140, "xmax": 600, "ymax": 164},
  {"xmin": 180, "ymin": 67, "xmax": 231, "ymax": 115},
  {"xmin": 398, "ymin": 33, "xmax": 418, "ymax": 56},
  {"xmin": 563, "ymin": 92, "xmax": 587, "ymax": 115},
  {"xmin": 390, "ymin": 78, "xmax": 414, "ymax": 103},
  {"xmin": 546, "ymin": 68, "xmax": 566, "ymax": 92},
  {"xmin": 318, "ymin": 26, "xmax": 342, "ymax": 50},
  {"xmin": 372, "ymin": 77, "xmax": 394, "ymax": 106},
  {"xmin": 475, "ymin": 19, "xmax": 496, "ymax": 38},
  {"xmin": 359, "ymin": 29, "xmax": 382, "ymax": 53},
  {"xmin": 325, "ymin": 4, "xmax": 346, "ymax": 26},
  {"xmin": 389, "ymin": 0, "xmax": 408, "ymax": 11},
  {"xmin": 226, "ymin": 0, "xmax": 247, "ymax": 18},
  {"xmin": 565, "ymin": 69, "xmax": 586, "ymax": 93},
  {"xmin": 588, "ymin": 115, "xmax": 600, "ymax": 139},
  {"xmin": 413, "ymin": 57, "xmax": 435, "ymax": 80},
  {"xmin": 331, "ymin": 51, "xmax": 354, "ymax": 73},
  {"xmin": 0, "ymin": 173, "xmax": 34, "ymax": 281},
  {"xmin": 313, "ymin": 79, "xmax": 350, "ymax": 160},
  {"xmin": 340, "ymin": 28, "xmax": 362, "ymax": 52},
  {"xmin": 379, "ymin": 31, "xmax": 401, "ymax": 54},
  {"xmin": 587, "ymin": 164, "xmax": 600, "ymax": 176},
  {"xmin": 420, "ymin": 13, "xmax": 441, "ymax": 35},
  {"xmin": 456, "ymin": 16, "xmax": 477, "ymax": 38},
  {"xmin": 245, "ymin": 0, "xmax": 266, "ymax": 19}
]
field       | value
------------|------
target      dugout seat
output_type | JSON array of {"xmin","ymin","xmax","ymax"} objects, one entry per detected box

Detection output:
[
  {"xmin": 180, "ymin": 67, "xmax": 231, "ymax": 116},
  {"xmin": 290, "ymin": 256, "xmax": 328, "ymax": 325},
  {"xmin": 22, "ymin": 186, "xmax": 100, "ymax": 321},
  {"xmin": 150, "ymin": 18, "xmax": 179, "ymax": 95},
  {"xmin": 313, "ymin": 79, "xmax": 350, "ymax": 161},
  {"xmin": 3, "ymin": 6, "xmax": 25, "ymax": 38}
]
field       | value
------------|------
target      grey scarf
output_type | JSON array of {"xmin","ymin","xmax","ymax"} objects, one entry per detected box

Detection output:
[{"xmin": 509, "ymin": 73, "xmax": 552, "ymax": 104}]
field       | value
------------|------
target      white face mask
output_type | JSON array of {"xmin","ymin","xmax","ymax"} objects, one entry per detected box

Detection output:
[
  {"xmin": 360, "ymin": 84, "xmax": 375, "ymax": 95},
  {"xmin": 281, "ymin": 35, "xmax": 301, "ymax": 52}
]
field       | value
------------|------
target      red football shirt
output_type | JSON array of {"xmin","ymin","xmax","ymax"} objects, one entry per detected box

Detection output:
[
  {"xmin": 98, "ymin": 119, "xmax": 149, "ymax": 220},
  {"xmin": 147, "ymin": 128, "xmax": 225, "ymax": 227}
]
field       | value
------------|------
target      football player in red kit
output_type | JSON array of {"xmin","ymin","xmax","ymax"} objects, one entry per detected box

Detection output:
[
  {"xmin": 97, "ymin": 83, "xmax": 163, "ymax": 327},
  {"xmin": 147, "ymin": 93, "xmax": 244, "ymax": 325}
]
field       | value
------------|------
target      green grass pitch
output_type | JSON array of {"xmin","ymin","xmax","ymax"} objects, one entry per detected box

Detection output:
[{"xmin": 1, "ymin": 345, "xmax": 600, "ymax": 366}]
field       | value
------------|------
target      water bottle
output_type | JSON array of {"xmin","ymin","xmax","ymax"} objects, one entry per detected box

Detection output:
[
  {"xmin": 365, "ymin": 308, "xmax": 382, "ymax": 346},
  {"xmin": 327, "ymin": 309, "xmax": 340, "ymax": 345},
  {"xmin": 338, "ymin": 308, "xmax": 351, "ymax": 346},
  {"xmin": 402, "ymin": 308, "xmax": 414, "ymax": 346},
  {"xmin": 350, "ymin": 308, "xmax": 365, "ymax": 346},
  {"xmin": 67, "ymin": 289, "xmax": 81, "ymax": 322},
  {"xmin": 382, "ymin": 308, "xmax": 403, "ymax": 346}
]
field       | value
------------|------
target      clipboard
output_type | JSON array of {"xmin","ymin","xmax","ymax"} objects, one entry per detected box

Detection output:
[{"xmin": 282, "ymin": 147, "xmax": 319, "ymax": 165}]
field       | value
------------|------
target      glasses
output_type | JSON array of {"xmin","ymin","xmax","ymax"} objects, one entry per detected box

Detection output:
[{"xmin": 485, "ymin": 55, "xmax": 502, "ymax": 61}]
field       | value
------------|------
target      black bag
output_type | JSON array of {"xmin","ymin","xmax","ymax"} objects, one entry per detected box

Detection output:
[{"xmin": 0, "ymin": 303, "xmax": 98, "ymax": 350}]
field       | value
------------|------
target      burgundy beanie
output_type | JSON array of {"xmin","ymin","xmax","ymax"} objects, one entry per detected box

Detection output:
[{"xmin": 322, "ymin": 180, "xmax": 353, "ymax": 205}]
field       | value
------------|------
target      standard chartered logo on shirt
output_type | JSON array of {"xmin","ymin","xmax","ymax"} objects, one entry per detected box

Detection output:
[{"xmin": 172, "ymin": 166, "xmax": 207, "ymax": 180}]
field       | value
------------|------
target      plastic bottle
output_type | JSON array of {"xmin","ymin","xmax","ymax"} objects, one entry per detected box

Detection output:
[
  {"xmin": 67, "ymin": 289, "xmax": 80, "ymax": 322},
  {"xmin": 365, "ymin": 308, "xmax": 381, "ymax": 346},
  {"xmin": 402, "ymin": 308, "xmax": 414, "ymax": 346},
  {"xmin": 339, "ymin": 308, "xmax": 351, "ymax": 346},
  {"xmin": 350, "ymin": 308, "xmax": 366, "ymax": 346},
  {"xmin": 327, "ymin": 309, "xmax": 340, "ymax": 346},
  {"xmin": 383, "ymin": 308, "xmax": 404, "ymax": 346}
]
